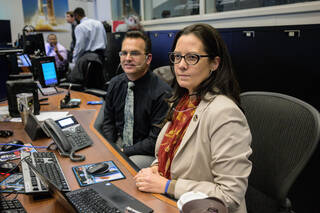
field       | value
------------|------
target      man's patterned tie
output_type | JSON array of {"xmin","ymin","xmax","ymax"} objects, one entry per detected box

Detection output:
[{"xmin": 123, "ymin": 81, "xmax": 135, "ymax": 147}]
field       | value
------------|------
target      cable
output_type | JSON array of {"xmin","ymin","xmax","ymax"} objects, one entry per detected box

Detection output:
[
  {"xmin": 0, "ymin": 144, "xmax": 48, "ymax": 149},
  {"xmin": 2, "ymin": 190, "xmax": 19, "ymax": 200},
  {"xmin": 70, "ymin": 150, "xmax": 86, "ymax": 162},
  {"xmin": 0, "ymin": 154, "xmax": 31, "ymax": 176}
]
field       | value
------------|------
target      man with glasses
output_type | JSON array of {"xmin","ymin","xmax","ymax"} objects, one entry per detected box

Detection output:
[{"xmin": 102, "ymin": 31, "xmax": 172, "ymax": 169}]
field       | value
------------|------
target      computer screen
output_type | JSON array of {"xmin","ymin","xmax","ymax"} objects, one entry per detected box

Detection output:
[
  {"xmin": 0, "ymin": 55, "xmax": 10, "ymax": 101},
  {"xmin": 17, "ymin": 54, "xmax": 32, "ymax": 67},
  {"xmin": 0, "ymin": 20, "xmax": 12, "ymax": 48},
  {"xmin": 41, "ymin": 61, "xmax": 58, "ymax": 87},
  {"xmin": 23, "ymin": 33, "xmax": 45, "ymax": 55}
]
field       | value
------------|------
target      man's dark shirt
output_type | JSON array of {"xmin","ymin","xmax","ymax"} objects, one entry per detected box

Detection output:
[
  {"xmin": 68, "ymin": 22, "xmax": 77, "ymax": 62},
  {"xmin": 70, "ymin": 22, "xmax": 76, "ymax": 52},
  {"xmin": 102, "ymin": 71, "xmax": 172, "ymax": 156}
]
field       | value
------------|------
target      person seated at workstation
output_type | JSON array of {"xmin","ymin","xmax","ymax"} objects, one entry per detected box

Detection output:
[
  {"xmin": 134, "ymin": 23, "xmax": 252, "ymax": 213},
  {"xmin": 67, "ymin": 7, "xmax": 107, "ymax": 84},
  {"xmin": 102, "ymin": 31, "xmax": 172, "ymax": 169},
  {"xmin": 45, "ymin": 33, "xmax": 68, "ymax": 79}
]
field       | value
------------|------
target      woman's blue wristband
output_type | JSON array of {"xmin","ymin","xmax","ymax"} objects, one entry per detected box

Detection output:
[{"xmin": 165, "ymin": 180, "xmax": 171, "ymax": 194}]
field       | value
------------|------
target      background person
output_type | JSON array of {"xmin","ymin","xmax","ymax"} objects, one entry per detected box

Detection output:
[
  {"xmin": 65, "ymin": 11, "xmax": 77, "ymax": 62},
  {"xmin": 67, "ymin": 7, "xmax": 107, "ymax": 83},
  {"xmin": 102, "ymin": 31, "xmax": 172, "ymax": 169},
  {"xmin": 134, "ymin": 23, "xmax": 252, "ymax": 213},
  {"xmin": 45, "ymin": 33, "xmax": 68, "ymax": 79},
  {"xmin": 72, "ymin": 7, "xmax": 106, "ymax": 64}
]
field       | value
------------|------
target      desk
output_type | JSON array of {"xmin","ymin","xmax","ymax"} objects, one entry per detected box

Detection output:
[{"xmin": 0, "ymin": 90, "xmax": 178, "ymax": 213}]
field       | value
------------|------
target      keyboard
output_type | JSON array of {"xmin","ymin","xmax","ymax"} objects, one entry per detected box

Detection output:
[
  {"xmin": 21, "ymin": 151, "xmax": 70, "ymax": 194},
  {"xmin": 0, "ymin": 198, "xmax": 27, "ymax": 213},
  {"xmin": 66, "ymin": 187, "xmax": 121, "ymax": 213}
]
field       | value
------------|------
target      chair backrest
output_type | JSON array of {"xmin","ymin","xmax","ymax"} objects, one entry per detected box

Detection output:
[
  {"xmin": 93, "ymin": 100, "xmax": 105, "ymax": 135},
  {"xmin": 182, "ymin": 197, "xmax": 228, "ymax": 213},
  {"xmin": 153, "ymin": 65, "xmax": 174, "ymax": 87},
  {"xmin": 84, "ymin": 60, "xmax": 105, "ymax": 90},
  {"xmin": 240, "ymin": 91, "xmax": 320, "ymax": 213}
]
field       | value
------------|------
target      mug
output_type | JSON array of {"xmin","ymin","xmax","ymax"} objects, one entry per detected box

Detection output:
[{"xmin": 16, "ymin": 93, "xmax": 34, "ymax": 125}]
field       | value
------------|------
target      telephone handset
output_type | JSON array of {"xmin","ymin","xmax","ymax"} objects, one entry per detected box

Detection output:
[
  {"xmin": 44, "ymin": 119, "xmax": 72, "ymax": 153},
  {"xmin": 43, "ymin": 115, "xmax": 93, "ymax": 162}
]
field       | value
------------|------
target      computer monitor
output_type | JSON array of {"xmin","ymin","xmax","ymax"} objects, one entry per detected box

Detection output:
[
  {"xmin": 0, "ymin": 20, "xmax": 12, "ymax": 48},
  {"xmin": 0, "ymin": 55, "xmax": 10, "ymax": 101},
  {"xmin": 17, "ymin": 54, "xmax": 32, "ymax": 67},
  {"xmin": 23, "ymin": 33, "xmax": 45, "ymax": 56},
  {"xmin": 31, "ymin": 56, "xmax": 58, "ymax": 87},
  {"xmin": 41, "ymin": 61, "xmax": 58, "ymax": 86},
  {"xmin": 39, "ymin": 57, "xmax": 58, "ymax": 87}
]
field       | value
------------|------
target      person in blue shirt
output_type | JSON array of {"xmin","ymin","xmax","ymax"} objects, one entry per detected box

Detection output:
[
  {"xmin": 67, "ymin": 7, "xmax": 107, "ymax": 83},
  {"xmin": 72, "ymin": 7, "xmax": 106, "ymax": 64},
  {"xmin": 45, "ymin": 34, "xmax": 68, "ymax": 72}
]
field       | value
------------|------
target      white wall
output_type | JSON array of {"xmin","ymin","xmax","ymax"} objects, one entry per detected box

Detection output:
[
  {"xmin": 0, "ymin": 0, "xmax": 102, "ymax": 49},
  {"xmin": 141, "ymin": 1, "xmax": 320, "ymax": 31},
  {"xmin": 95, "ymin": 0, "xmax": 112, "ymax": 22},
  {"xmin": 0, "ymin": 0, "xmax": 25, "ymax": 46},
  {"xmin": 1, "ymin": 0, "xmax": 319, "ymax": 47}
]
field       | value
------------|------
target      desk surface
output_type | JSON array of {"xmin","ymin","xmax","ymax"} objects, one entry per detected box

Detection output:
[{"xmin": 0, "ymin": 89, "xmax": 178, "ymax": 213}]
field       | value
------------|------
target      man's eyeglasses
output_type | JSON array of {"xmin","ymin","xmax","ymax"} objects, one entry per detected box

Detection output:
[
  {"xmin": 169, "ymin": 52, "xmax": 211, "ymax": 65},
  {"xmin": 119, "ymin": 51, "xmax": 146, "ymax": 57}
]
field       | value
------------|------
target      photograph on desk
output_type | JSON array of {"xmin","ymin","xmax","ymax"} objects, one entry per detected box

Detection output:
[
  {"xmin": 0, "ymin": 173, "xmax": 24, "ymax": 193},
  {"xmin": 72, "ymin": 160, "xmax": 125, "ymax": 187}
]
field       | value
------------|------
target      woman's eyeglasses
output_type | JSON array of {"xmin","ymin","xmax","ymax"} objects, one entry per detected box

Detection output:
[{"xmin": 169, "ymin": 52, "xmax": 211, "ymax": 65}]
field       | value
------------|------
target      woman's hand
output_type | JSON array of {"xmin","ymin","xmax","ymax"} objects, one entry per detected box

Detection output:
[{"xmin": 134, "ymin": 167, "xmax": 168, "ymax": 194}]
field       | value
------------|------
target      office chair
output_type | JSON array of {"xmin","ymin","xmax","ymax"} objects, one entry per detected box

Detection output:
[
  {"xmin": 153, "ymin": 65, "xmax": 174, "ymax": 87},
  {"xmin": 93, "ymin": 101, "xmax": 149, "ymax": 171},
  {"xmin": 240, "ymin": 91, "xmax": 320, "ymax": 213},
  {"xmin": 93, "ymin": 100, "xmax": 106, "ymax": 136},
  {"xmin": 59, "ymin": 59, "xmax": 108, "ymax": 98},
  {"xmin": 83, "ymin": 60, "xmax": 108, "ymax": 98}
]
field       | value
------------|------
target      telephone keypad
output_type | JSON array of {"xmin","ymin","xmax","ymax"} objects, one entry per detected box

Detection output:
[{"xmin": 64, "ymin": 125, "xmax": 93, "ymax": 151}]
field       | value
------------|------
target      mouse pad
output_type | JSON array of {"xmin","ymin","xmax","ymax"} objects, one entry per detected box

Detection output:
[
  {"xmin": 0, "ymin": 143, "xmax": 36, "ymax": 162},
  {"xmin": 72, "ymin": 160, "xmax": 125, "ymax": 187},
  {"xmin": 0, "ymin": 173, "xmax": 25, "ymax": 193}
]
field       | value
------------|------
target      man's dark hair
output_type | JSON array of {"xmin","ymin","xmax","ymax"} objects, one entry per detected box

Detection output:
[
  {"xmin": 47, "ymin": 33, "xmax": 57, "ymax": 39},
  {"xmin": 66, "ymin": 11, "xmax": 74, "ymax": 17},
  {"xmin": 73, "ymin": 7, "xmax": 86, "ymax": 18},
  {"xmin": 123, "ymin": 31, "xmax": 151, "ymax": 54}
]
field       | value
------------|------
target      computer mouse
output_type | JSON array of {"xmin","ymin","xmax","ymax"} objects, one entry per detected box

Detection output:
[
  {"xmin": 87, "ymin": 163, "xmax": 109, "ymax": 175},
  {"xmin": 1, "ymin": 140, "xmax": 24, "ymax": 152},
  {"xmin": 0, "ymin": 162, "xmax": 20, "ymax": 173}
]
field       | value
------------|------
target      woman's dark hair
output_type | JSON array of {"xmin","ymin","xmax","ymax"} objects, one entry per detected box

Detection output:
[
  {"xmin": 123, "ymin": 30, "xmax": 152, "ymax": 54},
  {"xmin": 165, "ymin": 23, "xmax": 240, "ymax": 122}
]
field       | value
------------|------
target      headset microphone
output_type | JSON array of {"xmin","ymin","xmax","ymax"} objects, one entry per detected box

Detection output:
[{"xmin": 134, "ymin": 55, "xmax": 148, "ymax": 68}]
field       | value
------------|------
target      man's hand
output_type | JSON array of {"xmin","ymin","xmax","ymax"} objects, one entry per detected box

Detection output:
[{"xmin": 52, "ymin": 44, "xmax": 58, "ymax": 53}]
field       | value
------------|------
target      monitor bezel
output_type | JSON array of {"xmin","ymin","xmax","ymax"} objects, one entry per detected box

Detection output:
[
  {"xmin": 37, "ymin": 56, "xmax": 59, "ymax": 88},
  {"xmin": 23, "ymin": 33, "xmax": 45, "ymax": 56}
]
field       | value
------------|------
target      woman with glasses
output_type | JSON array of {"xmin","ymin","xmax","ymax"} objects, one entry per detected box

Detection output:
[{"xmin": 134, "ymin": 23, "xmax": 252, "ymax": 213}]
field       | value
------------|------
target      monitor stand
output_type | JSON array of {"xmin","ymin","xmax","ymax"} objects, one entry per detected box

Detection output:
[{"xmin": 36, "ymin": 81, "xmax": 59, "ymax": 96}]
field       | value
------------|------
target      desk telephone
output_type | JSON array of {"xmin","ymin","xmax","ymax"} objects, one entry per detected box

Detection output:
[{"xmin": 43, "ymin": 115, "xmax": 93, "ymax": 161}]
